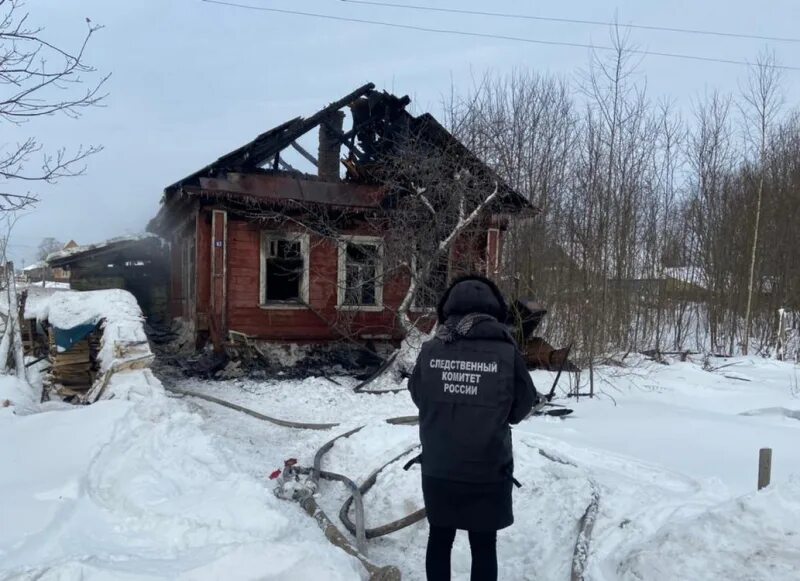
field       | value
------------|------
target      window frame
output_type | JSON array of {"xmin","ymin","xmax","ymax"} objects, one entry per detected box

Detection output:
[
  {"xmin": 336, "ymin": 235, "xmax": 384, "ymax": 312},
  {"xmin": 259, "ymin": 231, "xmax": 310, "ymax": 310}
]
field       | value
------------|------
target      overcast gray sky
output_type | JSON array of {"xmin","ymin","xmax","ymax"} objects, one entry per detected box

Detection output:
[{"xmin": 5, "ymin": 0, "xmax": 799, "ymax": 266}]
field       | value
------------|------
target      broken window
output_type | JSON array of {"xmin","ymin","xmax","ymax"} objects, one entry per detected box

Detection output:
[
  {"xmin": 339, "ymin": 238, "xmax": 383, "ymax": 308},
  {"xmin": 413, "ymin": 253, "xmax": 450, "ymax": 310},
  {"xmin": 261, "ymin": 234, "xmax": 308, "ymax": 304}
]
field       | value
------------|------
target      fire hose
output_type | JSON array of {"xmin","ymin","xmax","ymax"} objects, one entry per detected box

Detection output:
[
  {"xmin": 169, "ymin": 385, "xmax": 597, "ymax": 580},
  {"xmin": 339, "ymin": 444, "xmax": 427, "ymax": 539},
  {"xmin": 276, "ymin": 424, "xmax": 418, "ymax": 581},
  {"xmin": 311, "ymin": 426, "xmax": 368, "ymax": 553}
]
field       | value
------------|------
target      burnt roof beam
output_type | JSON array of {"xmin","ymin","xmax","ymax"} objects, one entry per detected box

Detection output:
[
  {"xmin": 166, "ymin": 83, "xmax": 376, "ymax": 191},
  {"xmin": 241, "ymin": 83, "xmax": 376, "ymax": 170},
  {"xmin": 290, "ymin": 141, "xmax": 318, "ymax": 166},
  {"xmin": 322, "ymin": 120, "xmax": 366, "ymax": 161},
  {"xmin": 248, "ymin": 82, "xmax": 377, "ymax": 168},
  {"xmin": 276, "ymin": 156, "xmax": 298, "ymax": 173}
]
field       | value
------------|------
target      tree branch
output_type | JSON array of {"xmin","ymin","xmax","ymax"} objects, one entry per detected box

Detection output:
[{"xmin": 0, "ymin": 0, "xmax": 106, "ymax": 209}]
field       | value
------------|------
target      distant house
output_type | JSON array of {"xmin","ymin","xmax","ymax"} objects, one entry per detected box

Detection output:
[
  {"xmin": 22, "ymin": 261, "xmax": 47, "ymax": 282},
  {"xmin": 22, "ymin": 240, "xmax": 78, "ymax": 285},
  {"xmin": 46, "ymin": 235, "xmax": 170, "ymax": 325},
  {"xmin": 608, "ymin": 266, "xmax": 709, "ymax": 303},
  {"xmin": 21, "ymin": 261, "xmax": 71, "ymax": 285},
  {"xmin": 147, "ymin": 83, "xmax": 534, "ymax": 350}
]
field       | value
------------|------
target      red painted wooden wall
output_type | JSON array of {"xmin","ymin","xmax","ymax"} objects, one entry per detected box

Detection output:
[{"xmin": 174, "ymin": 209, "xmax": 501, "ymax": 346}]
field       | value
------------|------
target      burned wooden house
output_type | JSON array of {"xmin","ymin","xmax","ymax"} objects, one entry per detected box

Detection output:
[{"xmin": 147, "ymin": 83, "xmax": 534, "ymax": 352}]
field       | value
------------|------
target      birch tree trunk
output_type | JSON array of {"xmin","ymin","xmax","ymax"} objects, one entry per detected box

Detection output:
[
  {"xmin": 742, "ymin": 171, "xmax": 764, "ymax": 356},
  {"xmin": 0, "ymin": 265, "xmax": 14, "ymax": 371},
  {"xmin": 741, "ymin": 51, "xmax": 782, "ymax": 356},
  {"xmin": 0, "ymin": 313, "xmax": 11, "ymax": 371},
  {"xmin": 6, "ymin": 263, "xmax": 27, "ymax": 381}
]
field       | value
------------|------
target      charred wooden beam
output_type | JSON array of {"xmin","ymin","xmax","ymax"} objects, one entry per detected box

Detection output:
[
  {"xmin": 276, "ymin": 156, "xmax": 297, "ymax": 173},
  {"xmin": 197, "ymin": 174, "xmax": 385, "ymax": 208},
  {"xmin": 167, "ymin": 83, "xmax": 376, "ymax": 191},
  {"xmin": 256, "ymin": 82, "xmax": 376, "ymax": 169},
  {"xmin": 323, "ymin": 120, "xmax": 366, "ymax": 161},
  {"xmin": 291, "ymin": 141, "xmax": 318, "ymax": 166}
]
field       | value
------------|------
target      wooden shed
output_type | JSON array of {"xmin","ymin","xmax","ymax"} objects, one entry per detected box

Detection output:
[
  {"xmin": 47, "ymin": 235, "xmax": 170, "ymax": 326},
  {"xmin": 147, "ymin": 84, "xmax": 534, "ymax": 351}
]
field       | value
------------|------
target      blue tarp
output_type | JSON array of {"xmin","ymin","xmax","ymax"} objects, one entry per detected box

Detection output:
[{"xmin": 54, "ymin": 323, "xmax": 97, "ymax": 353}]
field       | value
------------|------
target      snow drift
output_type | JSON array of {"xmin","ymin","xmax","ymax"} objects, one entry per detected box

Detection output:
[
  {"xmin": 0, "ymin": 393, "xmax": 365, "ymax": 580},
  {"xmin": 617, "ymin": 477, "xmax": 800, "ymax": 581},
  {"xmin": 1, "ymin": 286, "xmax": 365, "ymax": 580},
  {"xmin": 0, "ymin": 375, "xmax": 36, "ymax": 414}
]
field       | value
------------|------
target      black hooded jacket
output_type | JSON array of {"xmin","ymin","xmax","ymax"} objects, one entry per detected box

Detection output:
[{"xmin": 409, "ymin": 276, "xmax": 538, "ymax": 484}]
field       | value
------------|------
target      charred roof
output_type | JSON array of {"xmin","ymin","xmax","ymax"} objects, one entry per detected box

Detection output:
[
  {"xmin": 150, "ymin": 83, "xmax": 534, "ymax": 233},
  {"xmin": 47, "ymin": 235, "xmax": 167, "ymax": 269}
]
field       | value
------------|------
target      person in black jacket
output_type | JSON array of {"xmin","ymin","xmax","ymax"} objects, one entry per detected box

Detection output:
[{"xmin": 408, "ymin": 275, "xmax": 539, "ymax": 581}]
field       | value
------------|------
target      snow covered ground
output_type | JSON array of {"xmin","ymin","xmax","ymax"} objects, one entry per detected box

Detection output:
[
  {"xmin": 2, "ymin": 354, "xmax": 799, "ymax": 580},
  {"xmin": 0, "ymin": 387, "xmax": 365, "ymax": 580},
  {"xmin": 1, "ymin": 287, "xmax": 365, "ymax": 580},
  {"xmin": 165, "ymin": 355, "xmax": 800, "ymax": 580}
]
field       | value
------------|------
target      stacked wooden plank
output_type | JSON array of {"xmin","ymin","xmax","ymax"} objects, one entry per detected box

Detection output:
[
  {"xmin": 47, "ymin": 326, "xmax": 100, "ymax": 397},
  {"xmin": 20, "ymin": 318, "xmax": 35, "ymax": 357}
]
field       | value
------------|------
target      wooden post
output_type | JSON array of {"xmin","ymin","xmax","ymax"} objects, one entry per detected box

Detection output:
[
  {"xmin": 210, "ymin": 209, "xmax": 228, "ymax": 349},
  {"xmin": 758, "ymin": 448, "xmax": 772, "ymax": 490}
]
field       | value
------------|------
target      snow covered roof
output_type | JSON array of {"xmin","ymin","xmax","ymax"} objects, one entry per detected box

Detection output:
[
  {"xmin": 24, "ymin": 288, "xmax": 153, "ymax": 379},
  {"xmin": 46, "ymin": 233, "xmax": 164, "ymax": 266},
  {"xmin": 22, "ymin": 261, "xmax": 45, "ymax": 272}
]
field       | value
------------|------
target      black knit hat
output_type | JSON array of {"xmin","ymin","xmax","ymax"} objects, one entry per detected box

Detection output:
[{"xmin": 436, "ymin": 274, "xmax": 508, "ymax": 324}]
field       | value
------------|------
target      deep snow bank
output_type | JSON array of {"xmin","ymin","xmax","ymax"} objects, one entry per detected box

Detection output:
[
  {"xmin": 2, "ymin": 286, "xmax": 365, "ymax": 579},
  {"xmin": 0, "ymin": 375, "xmax": 36, "ymax": 413},
  {"xmin": 0, "ymin": 393, "xmax": 364, "ymax": 580},
  {"xmin": 617, "ymin": 477, "xmax": 800, "ymax": 580}
]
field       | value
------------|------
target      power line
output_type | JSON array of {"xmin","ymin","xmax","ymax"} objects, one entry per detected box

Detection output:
[
  {"xmin": 341, "ymin": 0, "xmax": 800, "ymax": 45},
  {"xmin": 200, "ymin": 1, "xmax": 800, "ymax": 71}
]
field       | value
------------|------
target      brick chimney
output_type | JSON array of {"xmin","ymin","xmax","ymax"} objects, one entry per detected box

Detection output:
[{"xmin": 317, "ymin": 110, "xmax": 345, "ymax": 182}]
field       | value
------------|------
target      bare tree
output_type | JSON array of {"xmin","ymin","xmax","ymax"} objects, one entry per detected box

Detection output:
[
  {"xmin": 1, "ymin": 0, "xmax": 107, "ymax": 213},
  {"xmin": 36, "ymin": 237, "xmax": 63, "ymax": 261},
  {"xmin": 237, "ymin": 117, "xmax": 506, "ymax": 382},
  {"xmin": 239, "ymin": 52, "xmax": 797, "ymax": 373},
  {"xmin": 573, "ymin": 26, "xmax": 656, "ymax": 387},
  {"xmin": 740, "ymin": 50, "xmax": 783, "ymax": 355},
  {"xmin": 686, "ymin": 91, "xmax": 737, "ymax": 352},
  {"xmin": 647, "ymin": 100, "xmax": 685, "ymax": 353},
  {"xmin": 0, "ymin": 211, "xmax": 26, "ymax": 379},
  {"xmin": 373, "ymin": 123, "xmax": 503, "ymax": 337}
]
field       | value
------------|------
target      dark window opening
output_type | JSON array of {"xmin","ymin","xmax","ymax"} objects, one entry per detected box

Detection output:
[
  {"xmin": 265, "ymin": 239, "xmax": 303, "ymax": 302},
  {"xmin": 343, "ymin": 242, "xmax": 379, "ymax": 306}
]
